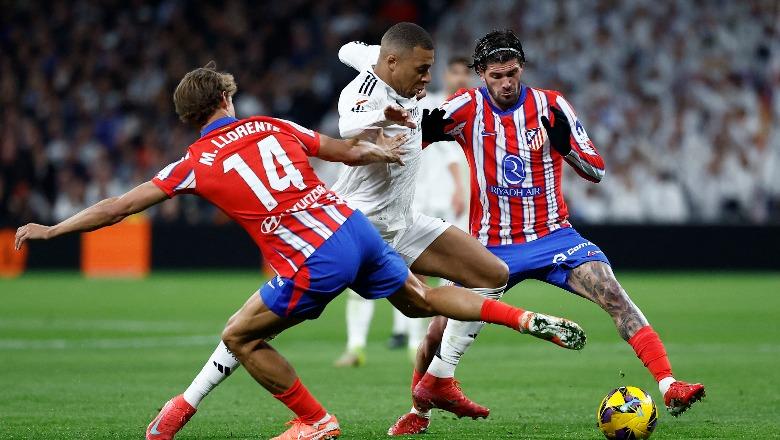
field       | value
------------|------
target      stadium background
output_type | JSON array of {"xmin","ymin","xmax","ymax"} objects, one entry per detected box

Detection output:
[{"xmin": 1, "ymin": 1, "xmax": 779, "ymax": 439}]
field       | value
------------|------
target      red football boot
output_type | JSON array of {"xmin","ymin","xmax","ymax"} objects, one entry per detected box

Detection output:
[
  {"xmin": 664, "ymin": 381, "xmax": 705, "ymax": 416},
  {"xmin": 387, "ymin": 413, "xmax": 430, "ymax": 436},
  {"xmin": 146, "ymin": 395, "xmax": 197, "ymax": 440},
  {"xmin": 412, "ymin": 374, "xmax": 489, "ymax": 419},
  {"xmin": 271, "ymin": 414, "xmax": 340, "ymax": 440}
]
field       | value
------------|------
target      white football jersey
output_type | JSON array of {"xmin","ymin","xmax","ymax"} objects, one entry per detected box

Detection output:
[{"xmin": 331, "ymin": 42, "xmax": 424, "ymax": 233}]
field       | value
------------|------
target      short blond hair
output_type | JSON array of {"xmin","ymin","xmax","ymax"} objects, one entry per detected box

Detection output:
[{"xmin": 173, "ymin": 61, "xmax": 237, "ymax": 127}]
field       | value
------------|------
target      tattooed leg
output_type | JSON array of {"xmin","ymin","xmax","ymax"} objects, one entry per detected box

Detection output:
[
  {"xmin": 566, "ymin": 261, "xmax": 706, "ymax": 414},
  {"xmin": 566, "ymin": 262, "xmax": 648, "ymax": 341}
]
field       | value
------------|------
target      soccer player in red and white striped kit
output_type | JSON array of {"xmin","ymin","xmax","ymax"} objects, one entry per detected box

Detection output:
[{"xmin": 387, "ymin": 30, "xmax": 705, "ymax": 435}]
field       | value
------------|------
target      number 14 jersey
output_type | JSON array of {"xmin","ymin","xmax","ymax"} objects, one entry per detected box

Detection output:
[{"xmin": 152, "ymin": 116, "xmax": 354, "ymax": 278}]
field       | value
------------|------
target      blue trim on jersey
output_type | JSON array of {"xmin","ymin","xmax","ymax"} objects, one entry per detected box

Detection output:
[
  {"xmin": 259, "ymin": 211, "xmax": 409, "ymax": 319},
  {"xmin": 479, "ymin": 85, "xmax": 527, "ymax": 116},
  {"xmin": 200, "ymin": 116, "xmax": 238, "ymax": 138},
  {"xmin": 486, "ymin": 227, "xmax": 611, "ymax": 293}
]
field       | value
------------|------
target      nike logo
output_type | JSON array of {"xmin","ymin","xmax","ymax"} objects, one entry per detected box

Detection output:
[
  {"xmin": 481, "ymin": 131, "xmax": 496, "ymax": 137},
  {"xmin": 149, "ymin": 416, "xmax": 163, "ymax": 436},
  {"xmin": 297, "ymin": 422, "xmax": 339, "ymax": 439}
]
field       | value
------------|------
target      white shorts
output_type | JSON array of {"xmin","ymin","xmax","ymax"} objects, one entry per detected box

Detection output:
[{"xmin": 381, "ymin": 212, "xmax": 451, "ymax": 266}]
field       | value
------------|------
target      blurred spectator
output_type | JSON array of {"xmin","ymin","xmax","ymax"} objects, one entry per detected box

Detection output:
[
  {"xmin": 432, "ymin": 0, "xmax": 779, "ymax": 225},
  {"xmin": 1, "ymin": 0, "xmax": 777, "ymax": 227}
]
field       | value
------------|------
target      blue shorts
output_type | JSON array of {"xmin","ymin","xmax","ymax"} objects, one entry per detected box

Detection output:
[
  {"xmin": 487, "ymin": 227, "xmax": 611, "ymax": 293},
  {"xmin": 260, "ymin": 211, "xmax": 409, "ymax": 319}
]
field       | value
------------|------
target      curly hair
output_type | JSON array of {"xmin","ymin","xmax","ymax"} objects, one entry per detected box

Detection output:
[
  {"xmin": 173, "ymin": 61, "xmax": 237, "ymax": 127},
  {"xmin": 470, "ymin": 30, "xmax": 526, "ymax": 73}
]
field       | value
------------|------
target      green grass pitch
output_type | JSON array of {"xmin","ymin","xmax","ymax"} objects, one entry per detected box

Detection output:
[{"xmin": 1, "ymin": 271, "xmax": 779, "ymax": 439}]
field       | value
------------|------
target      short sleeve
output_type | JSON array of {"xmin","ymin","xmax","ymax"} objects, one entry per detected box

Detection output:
[
  {"xmin": 151, "ymin": 153, "xmax": 197, "ymax": 197},
  {"xmin": 272, "ymin": 118, "xmax": 322, "ymax": 157}
]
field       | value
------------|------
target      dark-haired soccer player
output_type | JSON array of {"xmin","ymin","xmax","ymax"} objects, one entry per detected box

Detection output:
[
  {"xmin": 134, "ymin": 23, "xmax": 589, "ymax": 440},
  {"xmin": 351, "ymin": 30, "xmax": 703, "ymax": 434},
  {"xmin": 14, "ymin": 60, "xmax": 580, "ymax": 440}
]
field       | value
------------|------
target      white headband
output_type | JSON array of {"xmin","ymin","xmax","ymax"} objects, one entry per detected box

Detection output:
[{"xmin": 484, "ymin": 47, "xmax": 523, "ymax": 58}]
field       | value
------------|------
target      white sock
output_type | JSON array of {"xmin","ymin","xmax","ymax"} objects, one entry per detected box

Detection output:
[
  {"xmin": 346, "ymin": 290, "xmax": 374, "ymax": 352},
  {"xmin": 316, "ymin": 413, "xmax": 332, "ymax": 425},
  {"xmin": 427, "ymin": 285, "xmax": 505, "ymax": 378},
  {"xmin": 659, "ymin": 376, "xmax": 676, "ymax": 395},
  {"xmin": 407, "ymin": 316, "xmax": 428, "ymax": 350},
  {"xmin": 182, "ymin": 341, "xmax": 240, "ymax": 408},
  {"xmin": 392, "ymin": 307, "xmax": 408, "ymax": 335},
  {"xmin": 410, "ymin": 405, "xmax": 431, "ymax": 419}
]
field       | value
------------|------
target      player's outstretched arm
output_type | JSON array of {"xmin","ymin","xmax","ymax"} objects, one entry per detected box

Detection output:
[
  {"xmin": 317, "ymin": 130, "xmax": 407, "ymax": 166},
  {"xmin": 338, "ymin": 41, "xmax": 380, "ymax": 72},
  {"xmin": 14, "ymin": 181, "xmax": 167, "ymax": 250}
]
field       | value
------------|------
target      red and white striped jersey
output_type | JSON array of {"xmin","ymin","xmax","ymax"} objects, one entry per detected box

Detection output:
[
  {"xmin": 152, "ymin": 116, "xmax": 354, "ymax": 278},
  {"xmin": 441, "ymin": 86, "xmax": 605, "ymax": 246}
]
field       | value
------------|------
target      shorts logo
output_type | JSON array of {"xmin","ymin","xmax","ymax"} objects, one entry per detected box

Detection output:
[
  {"xmin": 587, "ymin": 250, "xmax": 603, "ymax": 257},
  {"xmin": 502, "ymin": 154, "xmax": 526, "ymax": 185},
  {"xmin": 552, "ymin": 253, "xmax": 567, "ymax": 263},
  {"xmin": 261, "ymin": 215, "xmax": 281, "ymax": 234},
  {"xmin": 566, "ymin": 241, "xmax": 596, "ymax": 256}
]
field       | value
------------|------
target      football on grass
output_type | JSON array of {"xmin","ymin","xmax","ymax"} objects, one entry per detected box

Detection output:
[{"xmin": 597, "ymin": 386, "xmax": 658, "ymax": 439}]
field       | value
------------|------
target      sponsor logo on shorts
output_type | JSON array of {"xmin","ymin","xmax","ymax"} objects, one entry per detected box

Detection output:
[
  {"xmin": 551, "ymin": 241, "xmax": 598, "ymax": 263},
  {"xmin": 566, "ymin": 241, "xmax": 596, "ymax": 256}
]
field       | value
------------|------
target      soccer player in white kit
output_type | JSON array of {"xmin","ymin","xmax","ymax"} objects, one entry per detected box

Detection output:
[
  {"xmin": 333, "ymin": 56, "xmax": 473, "ymax": 366},
  {"xmin": 144, "ymin": 24, "xmax": 589, "ymax": 440}
]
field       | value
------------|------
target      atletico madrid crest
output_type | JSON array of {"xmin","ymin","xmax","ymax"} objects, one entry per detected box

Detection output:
[{"xmin": 525, "ymin": 127, "xmax": 546, "ymax": 150}]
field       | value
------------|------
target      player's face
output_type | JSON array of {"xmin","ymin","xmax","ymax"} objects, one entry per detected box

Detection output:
[
  {"xmin": 392, "ymin": 46, "xmax": 434, "ymax": 98},
  {"xmin": 445, "ymin": 63, "xmax": 471, "ymax": 94},
  {"xmin": 480, "ymin": 59, "xmax": 523, "ymax": 110}
]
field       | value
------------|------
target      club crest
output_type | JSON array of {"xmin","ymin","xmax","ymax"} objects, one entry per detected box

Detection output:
[{"xmin": 525, "ymin": 127, "xmax": 546, "ymax": 150}]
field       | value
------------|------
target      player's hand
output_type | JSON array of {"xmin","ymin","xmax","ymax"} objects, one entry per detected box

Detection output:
[
  {"xmin": 451, "ymin": 191, "xmax": 466, "ymax": 218},
  {"xmin": 540, "ymin": 106, "xmax": 572, "ymax": 156},
  {"xmin": 421, "ymin": 108, "xmax": 455, "ymax": 143},
  {"xmin": 375, "ymin": 128, "xmax": 407, "ymax": 165},
  {"xmin": 384, "ymin": 104, "xmax": 417, "ymax": 129},
  {"xmin": 15, "ymin": 223, "xmax": 51, "ymax": 250}
]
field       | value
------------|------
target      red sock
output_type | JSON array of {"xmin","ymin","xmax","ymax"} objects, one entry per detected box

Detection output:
[
  {"xmin": 273, "ymin": 378, "xmax": 327, "ymax": 424},
  {"xmin": 411, "ymin": 369, "xmax": 423, "ymax": 392},
  {"xmin": 480, "ymin": 299, "xmax": 524, "ymax": 331},
  {"xmin": 628, "ymin": 326, "xmax": 673, "ymax": 382}
]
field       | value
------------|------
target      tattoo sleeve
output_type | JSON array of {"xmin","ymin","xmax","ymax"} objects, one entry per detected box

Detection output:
[{"xmin": 567, "ymin": 262, "xmax": 648, "ymax": 340}]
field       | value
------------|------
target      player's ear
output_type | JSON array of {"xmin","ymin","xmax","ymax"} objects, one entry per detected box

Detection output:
[
  {"xmin": 386, "ymin": 53, "xmax": 398, "ymax": 72},
  {"xmin": 220, "ymin": 91, "xmax": 229, "ymax": 109}
]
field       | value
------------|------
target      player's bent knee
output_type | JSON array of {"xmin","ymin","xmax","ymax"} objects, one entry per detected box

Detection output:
[
  {"xmin": 471, "ymin": 257, "xmax": 509, "ymax": 288},
  {"xmin": 221, "ymin": 330, "xmax": 242, "ymax": 357},
  {"xmin": 491, "ymin": 259, "xmax": 510, "ymax": 286}
]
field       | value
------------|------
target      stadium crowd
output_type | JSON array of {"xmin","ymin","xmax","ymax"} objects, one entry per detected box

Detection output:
[{"xmin": 2, "ymin": 0, "xmax": 778, "ymax": 226}]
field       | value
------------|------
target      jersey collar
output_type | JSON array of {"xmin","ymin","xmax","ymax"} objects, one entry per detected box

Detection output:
[
  {"xmin": 371, "ymin": 68, "xmax": 416, "ymax": 106},
  {"xmin": 479, "ymin": 85, "xmax": 527, "ymax": 115},
  {"xmin": 200, "ymin": 116, "xmax": 238, "ymax": 138}
]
